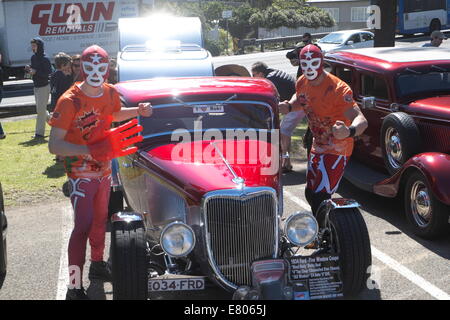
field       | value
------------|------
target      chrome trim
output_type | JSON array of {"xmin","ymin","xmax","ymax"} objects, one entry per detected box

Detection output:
[
  {"xmin": 284, "ymin": 212, "xmax": 319, "ymax": 247},
  {"xmin": 410, "ymin": 181, "xmax": 432, "ymax": 227},
  {"xmin": 201, "ymin": 187, "xmax": 279, "ymax": 291},
  {"xmin": 390, "ymin": 103, "xmax": 400, "ymax": 112},
  {"xmin": 317, "ymin": 198, "xmax": 360, "ymax": 227},
  {"xmin": 111, "ymin": 211, "xmax": 144, "ymax": 224},
  {"xmin": 321, "ymin": 198, "xmax": 360, "ymax": 211},
  {"xmin": 385, "ymin": 127, "xmax": 403, "ymax": 170},
  {"xmin": 361, "ymin": 96, "xmax": 376, "ymax": 109},
  {"xmin": 210, "ymin": 141, "xmax": 245, "ymax": 187},
  {"xmin": 160, "ymin": 221, "xmax": 196, "ymax": 257}
]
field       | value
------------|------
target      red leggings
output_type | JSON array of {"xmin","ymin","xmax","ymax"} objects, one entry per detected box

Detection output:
[
  {"xmin": 67, "ymin": 176, "xmax": 111, "ymax": 287},
  {"xmin": 305, "ymin": 152, "xmax": 348, "ymax": 215}
]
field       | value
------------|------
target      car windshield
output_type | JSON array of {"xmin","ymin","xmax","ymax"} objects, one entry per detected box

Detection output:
[
  {"xmin": 139, "ymin": 101, "xmax": 274, "ymax": 139},
  {"xmin": 396, "ymin": 72, "xmax": 450, "ymax": 97},
  {"xmin": 318, "ymin": 33, "xmax": 346, "ymax": 44}
]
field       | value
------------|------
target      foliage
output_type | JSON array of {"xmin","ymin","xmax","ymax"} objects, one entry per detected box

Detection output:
[
  {"xmin": 249, "ymin": 5, "xmax": 335, "ymax": 30},
  {"xmin": 153, "ymin": 1, "xmax": 334, "ymax": 39},
  {"xmin": 219, "ymin": 3, "xmax": 258, "ymax": 40}
]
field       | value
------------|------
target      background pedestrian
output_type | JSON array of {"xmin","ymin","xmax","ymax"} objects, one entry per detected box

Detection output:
[
  {"xmin": 26, "ymin": 38, "xmax": 52, "ymax": 139},
  {"xmin": 422, "ymin": 30, "xmax": 447, "ymax": 47},
  {"xmin": 50, "ymin": 52, "xmax": 72, "ymax": 111},
  {"xmin": 251, "ymin": 61, "xmax": 303, "ymax": 172}
]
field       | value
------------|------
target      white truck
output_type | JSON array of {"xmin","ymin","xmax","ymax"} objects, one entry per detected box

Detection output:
[{"xmin": 0, "ymin": 0, "xmax": 150, "ymax": 80}]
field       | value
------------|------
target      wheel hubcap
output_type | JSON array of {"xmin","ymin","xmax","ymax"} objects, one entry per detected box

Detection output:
[
  {"xmin": 410, "ymin": 181, "xmax": 432, "ymax": 227},
  {"xmin": 385, "ymin": 128, "xmax": 402, "ymax": 169}
]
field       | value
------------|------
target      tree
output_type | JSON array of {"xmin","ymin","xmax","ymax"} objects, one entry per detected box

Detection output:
[{"xmin": 249, "ymin": 5, "xmax": 334, "ymax": 30}]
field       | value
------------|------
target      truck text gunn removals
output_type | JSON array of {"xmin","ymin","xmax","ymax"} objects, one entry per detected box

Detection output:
[{"xmin": 0, "ymin": 0, "xmax": 148, "ymax": 80}]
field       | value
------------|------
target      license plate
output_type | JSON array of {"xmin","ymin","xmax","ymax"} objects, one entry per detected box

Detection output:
[
  {"xmin": 193, "ymin": 104, "xmax": 224, "ymax": 114},
  {"xmin": 148, "ymin": 278, "xmax": 205, "ymax": 291}
]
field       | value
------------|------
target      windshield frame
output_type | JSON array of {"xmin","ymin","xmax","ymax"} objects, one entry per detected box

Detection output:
[{"xmin": 138, "ymin": 100, "xmax": 275, "ymax": 140}]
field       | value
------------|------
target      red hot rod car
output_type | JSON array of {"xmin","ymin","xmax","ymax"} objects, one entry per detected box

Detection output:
[
  {"xmin": 324, "ymin": 47, "xmax": 450, "ymax": 239},
  {"xmin": 108, "ymin": 77, "xmax": 371, "ymax": 300}
]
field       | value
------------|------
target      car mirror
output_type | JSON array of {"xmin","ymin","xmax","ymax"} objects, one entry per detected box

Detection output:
[
  {"xmin": 362, "ymin": 96, "xmax": 376, "ymax": 109},
  {"xmin": 346, "ymin": 40, "xmax": 354, "ymax": 45}
]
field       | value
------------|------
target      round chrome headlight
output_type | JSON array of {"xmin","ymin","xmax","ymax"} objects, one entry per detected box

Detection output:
[
  {"xmin": 285, "ymin": 212, "xmax": 318, "ymax": 247},
  {"xmin": 160, "ymin": 222, "xmax": 196, "ymax": 257}
]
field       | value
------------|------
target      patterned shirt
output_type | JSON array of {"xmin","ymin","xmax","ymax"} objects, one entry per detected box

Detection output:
[
  {"xmin": 296, "ymin": 72, "xmax": 357, "ymax": 156},
  {"xmin": 48, "ymin": 83, "xmax": 121, "ymax": 178}
]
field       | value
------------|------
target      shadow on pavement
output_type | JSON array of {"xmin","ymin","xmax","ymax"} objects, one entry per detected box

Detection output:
[
  {"xmin": 87, "ymin": 280, "xmax": 110, "ymax": 300},
  {"xmin": 338, "ymin": 179, "xmax": 450, "ymax": 260},
  {"xmin": 19, "ymin": 136, "xmax": 47, "ymax": 146},
  {"xmin": 42, "ymin": 161, "xmax": 65, "ymax": 179},
  {"xmin": 281, "ymin": 159, "xmax": 307, "ymax": 186}
]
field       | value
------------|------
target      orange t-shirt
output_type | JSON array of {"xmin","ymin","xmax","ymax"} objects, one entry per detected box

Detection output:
[
  {"xmin": 296, "ymin": 72, "xmax": 357, "ymax": 156},
  {"xmin": 48, "ymin": 83, "xmax": 121, "ymax": 178}
]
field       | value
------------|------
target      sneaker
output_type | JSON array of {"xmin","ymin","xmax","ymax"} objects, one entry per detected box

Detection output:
[
  {"xmin": 65, "ymin": 287, "xmax": 89, "ymax": 300},
  {"xmin": 88, "ymin": 260, "xmax": 112, "ymax": 282},
  {"xmin": 0, "ymin": 133, "xmax": 5, "ymax": 139}
]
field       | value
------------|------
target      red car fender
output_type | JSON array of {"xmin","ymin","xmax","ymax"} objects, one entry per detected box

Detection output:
[{"xmin": 374, "ymin": 153, "xmax": 450, "ymax": 205}]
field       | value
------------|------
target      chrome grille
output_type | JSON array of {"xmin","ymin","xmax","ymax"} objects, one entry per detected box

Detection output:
[{"xmin": 203, "ymin": 189, "xmax": 277, "ymax": 289}]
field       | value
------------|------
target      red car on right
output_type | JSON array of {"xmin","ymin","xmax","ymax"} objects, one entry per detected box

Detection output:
[{"xmin": 324, "ymin": 47, "xmax": 450, "ymax": 239}]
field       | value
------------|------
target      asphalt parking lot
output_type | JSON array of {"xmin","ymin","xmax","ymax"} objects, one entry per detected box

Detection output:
[{"xmin": 0, "ymin": 160, "xmax": 448, "ymax": 300}]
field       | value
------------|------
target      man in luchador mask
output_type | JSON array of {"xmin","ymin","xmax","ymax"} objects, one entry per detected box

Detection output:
[
  {"xmin": 279, "ymin": 44, "xmax": 368, "ymax": 216},
  {"xmin": 48, "ymin": 45, "xmax": 153, "ymax": 300}
]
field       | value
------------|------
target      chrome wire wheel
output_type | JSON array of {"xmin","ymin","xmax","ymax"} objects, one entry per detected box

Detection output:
[
  {"xmin": 410, "ymin": 181, "xmax": 432, "ymax": 228},
  {"xmin": 385, "ymin": 127, "xmax": 403, "ymax": 171}
]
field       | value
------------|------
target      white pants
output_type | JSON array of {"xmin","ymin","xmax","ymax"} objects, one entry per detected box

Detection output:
[{"xmin": 34, "ymin": 84, "xmax": 50, "ymax": 136}]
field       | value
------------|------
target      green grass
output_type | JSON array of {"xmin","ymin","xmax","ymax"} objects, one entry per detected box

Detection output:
[
  {"xmin": 0, "ymin": 118, "xmax": 308, "ymax": 208},
  {"xmin": 0, "ymin": 119, "xmax": 67, "ymax": 207},
  {"xmin": 286, "ymin": 119, "xmax": 308, "ymax": 160}
]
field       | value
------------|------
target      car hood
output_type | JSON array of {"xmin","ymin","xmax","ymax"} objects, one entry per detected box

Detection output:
[
  {"xmin": 318, "ymin": 43, "xmax": 341, "ymax": 53},
  {"xmin": 141, "ymin": 139, "xmax": 280, "ymax": 199},
  {"xmin": 409, "ymin": 96, "xmax": 450, "ymax": 119}
]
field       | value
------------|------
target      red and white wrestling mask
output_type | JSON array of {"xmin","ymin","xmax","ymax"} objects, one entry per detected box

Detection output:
[
  {"xmin": 81, "ymin": 45, "xmax": 109, "ymax": 87},
  {"xmin": 299, "ymin": 44, "xmax": 324, "ymax": 81}
]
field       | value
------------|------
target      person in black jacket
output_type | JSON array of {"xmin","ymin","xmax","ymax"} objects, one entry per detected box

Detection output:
[
  {"xmin": 26, "ymin": 37, "xmax": 52, "ymax": 139},
  {"xmin": 50, "ymin": 52, "xmax": 73, "ymax": 110},
  {"xmin": 0, "ymin": 53, "xmax": 5, "ymax": 139},
  {"xmin": 251, "ymin": 61, "xmax": 304, "ymax": 172}
]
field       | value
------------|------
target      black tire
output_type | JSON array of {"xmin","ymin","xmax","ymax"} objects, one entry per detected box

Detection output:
[
  {"xmin": 0, "ymin": 183, "xmax": 6, "ymax": 278},
  {"xmin": 108, "ymin": 188, "xmax": 124, "ymax": 219},
  {"xmin": 404, "ymin": 171, "xmax": 450, "ymax": 239},
  {"xmin": 328, "ymin": 208, "xmax": 372, "ymax": 297},
  {"xmin": 429, "ymin": 19, "xmax": 441, "ymax": 34},
  {"xmin": 111, "ymin": 222, "xmax": 148, "ymax": 300},
  {"xmin": 381, "ymin": 112, "xmax": 422, "ymax": 175}
]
